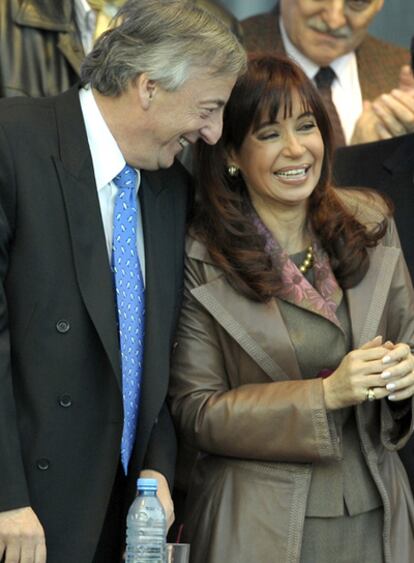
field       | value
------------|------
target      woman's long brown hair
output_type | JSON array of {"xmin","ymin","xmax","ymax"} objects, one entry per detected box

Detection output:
[{"xmin": 193, "ymin": 54, "xmax": 388, "ymax": 302}]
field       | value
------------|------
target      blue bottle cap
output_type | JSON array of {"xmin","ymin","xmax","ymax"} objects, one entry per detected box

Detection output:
[{"xmin": 137, "ymin": 478, "xmax": 158, "ymax": 492}]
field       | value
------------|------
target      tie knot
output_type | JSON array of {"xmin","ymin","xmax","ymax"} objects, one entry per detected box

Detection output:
[
  {"xmin": 113, "ymin": 165, "xmax": 137, "ymax": 191},
  {"xmin": 314, "ymin": 67, "xmax": 336, "ymax": 90}
]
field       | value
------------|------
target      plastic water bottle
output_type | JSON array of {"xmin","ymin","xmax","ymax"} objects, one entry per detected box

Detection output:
[{"xmin": 126, "ymin": 478, "xmax": 167, "ymax": 563}]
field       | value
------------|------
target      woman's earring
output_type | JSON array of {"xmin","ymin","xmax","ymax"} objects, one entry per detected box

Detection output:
[{"xmin": 227, "ymin": 164, "xmax": 239, "ymax": 177}]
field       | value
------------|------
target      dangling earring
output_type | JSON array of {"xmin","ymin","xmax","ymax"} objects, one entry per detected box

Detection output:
[{"xmin": 227, "ymin": 164, "xmax": 239, "ymax": 177}]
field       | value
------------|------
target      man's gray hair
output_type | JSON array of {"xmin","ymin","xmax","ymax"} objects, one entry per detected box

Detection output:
[{"xmin": 80, "ymin": 0, "xmax": 247, "ymax": 95}]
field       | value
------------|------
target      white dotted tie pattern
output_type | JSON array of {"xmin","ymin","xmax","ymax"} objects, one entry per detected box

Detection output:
[{"xmin": 112, "ymin": 165, "xmax": 145, "ymax": 474}]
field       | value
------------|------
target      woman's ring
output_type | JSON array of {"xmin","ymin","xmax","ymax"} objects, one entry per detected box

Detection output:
[{"xmin": 366, "ymin": 388, "xmax": 376, "ymax": 402}]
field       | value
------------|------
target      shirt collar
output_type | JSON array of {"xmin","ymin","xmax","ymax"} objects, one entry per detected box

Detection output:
[
  {"xmin": 279, "ymin": 16, "xmax": 357, "ymax": 88},
  {"xmin": 79, "ymin": 86, "xmax": 141, "ymax": 192},
  {"xmin": 74, "ymin": 0, "xmax": 96, "ymax": 33}
]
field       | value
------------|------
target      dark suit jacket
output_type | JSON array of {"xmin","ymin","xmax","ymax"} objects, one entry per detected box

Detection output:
[
  {"xmin": 333, "ymin": 134, "xmax": 414, "ymax": 282},
  {"xmin": 242, "ymin": 3, "xmax": 409, "ymax": 102},
  {"xmin": 0, "ymin": 86, "xmax": 190, "ymax": 562},
  {"xmin": 333, "ymin": 135, "xmax": 414, "ymax": 492}
]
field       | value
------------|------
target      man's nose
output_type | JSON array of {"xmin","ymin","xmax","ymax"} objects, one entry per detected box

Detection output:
[
  {"xmin": 322, "ymin": 0, "xmax": 347, "ymax": 30},
  {"xmin": 200, "ymin": 112, "xmax": 224, "ymax": 145}
]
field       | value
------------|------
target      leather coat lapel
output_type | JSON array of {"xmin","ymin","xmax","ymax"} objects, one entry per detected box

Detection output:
[
  {"xmin": 191, "ymin": 275, "xmax": 301, "ymax": 381},
  {"xmin": 347, "ymin": 245, "xmax": 400, "ymax": 347},
  {"xmin": 13, "ymin": 0, "xmax": 84, "ymax": 73},
  {"xmin": 53, "ymin": 88, "xmax": 121, "ymax": 386},
  {"xmin": 189, "ymin": 239, "xmax": 401, "ymax": 381},
  {"xmin": 13, "ymin": 0, "xmax": 73, "ymax": 30}
]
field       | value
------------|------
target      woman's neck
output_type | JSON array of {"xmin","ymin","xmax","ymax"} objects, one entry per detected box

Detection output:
[{"xmin": 253, "ymin": 201, "xmax": 309, "ymax": 254}]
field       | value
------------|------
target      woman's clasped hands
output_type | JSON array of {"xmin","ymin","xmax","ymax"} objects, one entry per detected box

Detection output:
[{"xmin": 323, "ymin": 335, "xmax": 414, "ymax": 410}]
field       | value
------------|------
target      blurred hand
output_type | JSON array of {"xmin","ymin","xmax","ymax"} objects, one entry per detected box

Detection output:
[
  {"xmin": 351, "ymin": 100, "xmax": 384, "ymax": 144},
  {"xmin": 398, "ymin": 64, "xmax": 414, "ymax": 92},
  {"xmin": 351, "ymin": 65, "xmax": 414, "ymax": 145},
  {"xmin": 0, "ymin": 507, "xmax": 46, "ymax": 563},
  {"xmin": 371, "ymin": 89, "xmax": 414, "ymax": 137},
  {"xmin": 139, "ymin": 469, "xmax": 175, "ymax": 530}
]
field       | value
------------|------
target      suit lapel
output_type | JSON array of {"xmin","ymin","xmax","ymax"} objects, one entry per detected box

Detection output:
[
  {"xmin": 347, "ymin": 245, "xmax": 400, "ymax": 347},
  {"xmin": 52, "ymin": 87, "xmax": 121, "ymax": 385},
  {"xmin": 139, "ymin": 172, "xmax": 177, "ymax": 408},
  {"xmin": 191, "ymin": 275, "xmax": 301, "ymax": 381},
  {"xmin": 382, "ymin": 135, "xmax": 414, "ymax": 181}
]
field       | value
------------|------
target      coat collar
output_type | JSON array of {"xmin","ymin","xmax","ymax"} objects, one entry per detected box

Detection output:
[
  {"xmin": 12, "ymin": 0, "xmax": 73, "ymax": 31},
  {"xmin": 12, "ymin": 0, "xmax": 84, "ymax": 74},
  {"xmin": 187, "ymin": 237, "xmax": 401, "ymax": 380}
]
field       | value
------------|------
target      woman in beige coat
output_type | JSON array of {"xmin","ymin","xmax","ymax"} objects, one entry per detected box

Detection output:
[{"xmin": 169, "ymin": 55, "xmax": 414, "ymax": 563}]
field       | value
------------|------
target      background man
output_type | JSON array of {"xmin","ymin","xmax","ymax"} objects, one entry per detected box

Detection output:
[
  {"xmin": 242, "ymin": 0, "xmax": 412, "ymax": 146},
  {"xmin": 0, "ymin": 1, "xmax": 246, "ymax": 562}
]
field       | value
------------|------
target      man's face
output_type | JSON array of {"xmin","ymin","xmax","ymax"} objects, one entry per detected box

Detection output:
[
  {"xmin": 136, "ymin": 69, "xmax": 237, "ymax": 170},
  {"xmin": 280, "ymin": 0, "xmax": 384, "ymax": 67}
]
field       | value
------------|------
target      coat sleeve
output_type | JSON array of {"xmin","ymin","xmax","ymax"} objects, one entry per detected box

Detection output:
[
  {"xmin": 142, "ymin": 402, "xmax": 177, "ymax": 491},
  {"xmin": 169, "ymin": 255, "xmax": 341, "ymax": 464},
  {"xmin": 0, "ymin": 123, "xmax": 31, "ymax": 511},
  {"xmin": 379, "ymin": 218, "xmax": 414, "ymax": 450}
]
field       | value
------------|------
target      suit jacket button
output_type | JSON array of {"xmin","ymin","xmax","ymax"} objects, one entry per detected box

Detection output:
[
  {"xmin": 58, "ymin": 394, "xmax": 72, "ymax": 408},
  {"xmin": 56, "ymin": 319, "xmax": 70, "ymax": 333},
  {"xmin": 37, "ymin": 459, "xmax": 50, "ymax": 471}
]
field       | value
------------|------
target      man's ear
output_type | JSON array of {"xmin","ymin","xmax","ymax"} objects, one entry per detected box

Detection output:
[{"xmin": 135, "ymin": 73, "xmax": 157, "ymax": 110}]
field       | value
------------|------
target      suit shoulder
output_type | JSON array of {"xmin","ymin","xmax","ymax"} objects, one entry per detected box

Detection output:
[
  {"xmin": 163, "ymin": 159, "xmax": 192, "ymax": 196},
  {"xmin": 242, "ymin": 10, "xmax": 281, "ymax": 52},
  {"xmin": 0, "ymin": 96, "xmax": 56, "ymax": 143},
  {"xmin": 362, "ymin": 35, "xmax": 409, "ymax": 61}
]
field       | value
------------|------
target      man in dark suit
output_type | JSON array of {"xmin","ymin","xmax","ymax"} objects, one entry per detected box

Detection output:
[
  {"xmin": 242, "ymin": 1, "xmax": 412, "ymax": 146},
  {"xmin": 334, "ymin": 134, "xmax": 414, "ymax": 281},
  {"xmin": 0, "ymin": 1, "xmax": 245, "ymax": 562},
  {"xmin": 334, "ymin": 130, "xmax": 414, "ymax": 491}
]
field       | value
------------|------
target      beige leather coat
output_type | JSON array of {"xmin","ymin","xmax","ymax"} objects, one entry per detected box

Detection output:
[{"xmin": 169, "ymin": 192, "xmax": 414, "ymax": 563}]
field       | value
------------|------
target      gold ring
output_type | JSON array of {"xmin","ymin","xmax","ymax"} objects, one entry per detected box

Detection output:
[{"xmin": 366, "ymin": 388, "xmax": 376, "ymax": 402}]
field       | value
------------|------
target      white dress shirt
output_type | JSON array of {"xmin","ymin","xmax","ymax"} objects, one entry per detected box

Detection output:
[
  {"xmin": 74, "ymin": 0, "xmax": 96, "ymax": 54},
  {"xmin": 280, "ymin": 18, "xmax": 363, "ymax": 144},
  {"xmin": 78, "ymin": 86, "xmax": 146, "ymax": 282}
]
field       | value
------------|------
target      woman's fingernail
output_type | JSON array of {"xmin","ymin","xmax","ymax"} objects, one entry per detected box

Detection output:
[
  {"xmin": 388, "ymin": 395, "xmax": 397, "ymax": 401},
  {"xmin": 382, "ymin": 355, "xmax": 392, "ymax": 364},
  {"xmin": 381, "ymin": 371, "xmax": 392, "ymax": 379},
  {"xmin": 386, "ymin": 382, "xmax": 396, "ymax": 391}
]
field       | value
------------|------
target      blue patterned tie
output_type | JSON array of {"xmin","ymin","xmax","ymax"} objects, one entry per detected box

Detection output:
[{"xmin": 112, "ymin": 164, "xmax": 145, "ymax": 474}]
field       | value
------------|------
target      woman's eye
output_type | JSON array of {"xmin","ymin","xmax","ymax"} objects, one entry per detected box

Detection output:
[
  {"xmin": 258, "ymin": 131, "xmax": 279, "ymax": 140},
  {"xmin": 299, "ymin": 121, "xmax": 317, "ymax": 131}
]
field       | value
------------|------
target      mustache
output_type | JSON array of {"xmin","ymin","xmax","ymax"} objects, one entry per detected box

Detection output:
[{"xmin": 307, "ymin": 17, "xmax": 353, "ymax": 39}]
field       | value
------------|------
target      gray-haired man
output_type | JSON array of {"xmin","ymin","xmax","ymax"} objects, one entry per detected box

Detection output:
[{"xmin": 0, "ymin": 1, "xmax": 246, "ymax": 562}]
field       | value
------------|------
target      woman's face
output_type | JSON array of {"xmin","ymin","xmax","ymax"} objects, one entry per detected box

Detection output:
[{"xmin": 230, "ymin": 91, "xmax": 324, "ymax": 213}]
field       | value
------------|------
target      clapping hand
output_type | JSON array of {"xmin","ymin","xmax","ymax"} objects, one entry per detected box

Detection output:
[{"xmin": 351, "ymin": 65, "xmax": 414, "ymax": 145}]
